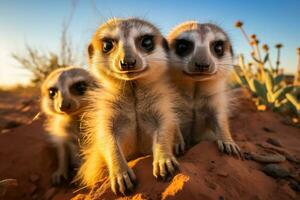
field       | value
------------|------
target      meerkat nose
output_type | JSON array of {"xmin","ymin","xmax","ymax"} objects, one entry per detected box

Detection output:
[
  {"xmin": 195, "ymin": 62, "xmax": 210, "ymax": 72},
  {"xmin": 120, "ymin": 58, "xmax": 137, "ymax": 71},
  {"xmin": 59, "ymin": 100, "xmax": 72, "ymax": 112}
]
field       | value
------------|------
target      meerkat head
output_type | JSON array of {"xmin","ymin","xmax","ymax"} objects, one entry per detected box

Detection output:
[
  {"xmin": 167, "ymin": 21, "xmax": 233, "ymax": 81},
  {"xmin": 41, "ymin": 67, "xmax": 96, "ymax": 116},
  {"xmin": 87, "ymin": 17, "xmax": 169, "ymax": 81}
]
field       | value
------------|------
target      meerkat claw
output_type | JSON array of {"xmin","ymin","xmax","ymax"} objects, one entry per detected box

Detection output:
[
  {"xmin": 217, "ymin": 140, "xmax": 243, "ymax": 159},
  {"xmin": 110, "ymin": 168, "xmax": 137, "ymax": 195},
  {"xmin": 153, "ymin": 156, "xmax": 179, "ymax": 181}
]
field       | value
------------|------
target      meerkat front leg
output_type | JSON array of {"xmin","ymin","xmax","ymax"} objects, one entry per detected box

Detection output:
[
  {"xmin": 51, "ymin": 138, "xmax": 69, "ymax": 185},
  {"xmin": 212, "ymin": 98, "xmax": 242, "ymax": 158},
  {"xmin": 153, "ymin": 121, "xmax": 179, "ymax": 181},
  {"xmin": 215, "ymin": 113, "xmax": 242, "ymax": 157},
  {"xmin": 97, "ymin": 116, "xmax": 137, "ymax": 195}
]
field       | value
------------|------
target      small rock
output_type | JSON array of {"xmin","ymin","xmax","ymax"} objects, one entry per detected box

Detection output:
[
  {"xmin": 288, "ymin": 179, "xmax": 300, "ymax": 192},
  {"xmin": 29, "ymin": 174, "xmax": 40, "ymax": 183},
  {"xmin": 251, "ymin": 152, "xmax": 285, "ymax": 163},
  {"xmin": 262, "ymin": 164, "xmax": 290, "ymax": 178},
  {"xmin": 262, "ymin": 127, "xmax": 274, "ymax": 133},
  {"xmin": 44, "ymin": 187, "xmax": 57, "ymax": 200},
  {"xmin": 285, "ymin": 154, "xmax": 300, "ymax": 164},
  {"xmin": 217, "ymin": 171, "xmax": 228, "ymax": 177},
  {"xmin": 266, "ymin": 138, "xmax": 282, "ymax": 147}
]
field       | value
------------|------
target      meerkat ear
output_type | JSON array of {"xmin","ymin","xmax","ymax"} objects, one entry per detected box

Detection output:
[
  {"xmin": 87, "ymin": 43, "xmax": 94, "ymax": 60},
  {"xmin": 162, "ymin": 38, "xmax": 169, "ymax": 52}
]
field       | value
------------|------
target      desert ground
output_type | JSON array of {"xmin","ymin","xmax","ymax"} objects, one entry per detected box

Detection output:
[{"xmin": 0, "ymin": 88, "xmax": 299, "ymax": 200}]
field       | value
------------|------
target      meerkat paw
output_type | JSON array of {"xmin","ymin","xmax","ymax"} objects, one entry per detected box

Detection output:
[
  {"xmin": 217, "ymin": 140, "xmax": 243, "ymax": 159},
  {"xmin": 51, "ymin": 169, "xmax": 68, "ymax": 185},
  {"xmin": 173, "ymin": 140, "xmax": 185, "ymax": 156},
  {"xmin": 153, "ymin": 155, "xmax": 179, "ymax": 181},
  {"xmin": 110, "ymin": 167, "xmax": 137, "ymax": 195}
]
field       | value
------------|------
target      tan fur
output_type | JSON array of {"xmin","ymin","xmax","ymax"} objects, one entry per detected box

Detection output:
[
  {"xmin": 167, "ymin": 22, "xmax": 242, "ymax": 157},
  {"xmin": 78, "ymin": 18, "xmax": 184, "ymax": 195},
  {"xmin": 41, "ymin": 66, "xmax": 98, "ymax": 185}
]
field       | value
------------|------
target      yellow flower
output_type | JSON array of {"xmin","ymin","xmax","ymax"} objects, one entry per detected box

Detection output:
[{"xmin": 257, "ymin": 104, "xmax": 267, "ymax": 111}]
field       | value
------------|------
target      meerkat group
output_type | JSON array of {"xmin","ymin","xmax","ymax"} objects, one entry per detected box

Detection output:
[{"xmin": 41, "ymin": 18, "xmax": 241, "ymax": 195}]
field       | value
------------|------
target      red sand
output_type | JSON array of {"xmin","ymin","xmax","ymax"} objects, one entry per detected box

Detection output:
[{"xmin": 0, "ymin": 89, "xmax": 299, "ymax": 200}]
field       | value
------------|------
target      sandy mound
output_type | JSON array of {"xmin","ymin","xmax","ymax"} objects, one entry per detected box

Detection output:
[{"xmin": 0, "ymin": 89, "xmax": 299, "ymax": 200}]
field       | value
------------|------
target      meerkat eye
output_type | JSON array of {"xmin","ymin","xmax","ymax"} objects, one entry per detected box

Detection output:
[
  {"xmin": 211, "ymin": 40, "xmax": 225, "ymax": 58},
  {"xmin": 48, "ymin": 87, "xmax": 58, "ymax": 99},
  {"xmin": 71, "ymin": 81, "xmax": 87, "ymax": 96},
  {"xmin": 140, "ymin": 35, "xmax": 154, "ymax": 51},
  {"xmin": 102, "ymin": 39, "xmax": 114, "ymax": 53},
  {"xmin": 175, "ymin": 39, "xmax": 193, "ymax": 57}
]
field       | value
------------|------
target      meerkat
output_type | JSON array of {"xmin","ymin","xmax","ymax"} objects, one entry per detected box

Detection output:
[
  {"xmin": 77, "ymin": 18, "xmax": 184, "ymax": 195},
  {"xmin": 167, "ymin": 21, "xmax": 242, "ymax": 157},
  {"xmin": 41, "ymin": 66, "xmax": 98, "ymax": 185}
]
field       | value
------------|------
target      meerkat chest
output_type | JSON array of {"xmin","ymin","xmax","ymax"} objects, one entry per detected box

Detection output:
[
  {"xmin": 46, "ymin": 115, "xmax": 81, "ymax": 144},
  {"xmin": 175, "ymin": 84, "xmax": 197, "ymax": 124},
  {"xmin": 135, "ymin": 86, "xmax": 162, "ymax": 131},
  {"xmin": 194, "ymin": 93, "xmax": 217, "ymax": 125}
]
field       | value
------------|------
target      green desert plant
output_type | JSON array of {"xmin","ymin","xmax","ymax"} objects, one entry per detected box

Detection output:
[{"xmin": 234, "ymin": 20, "xmax": 299, "ymax": 124}]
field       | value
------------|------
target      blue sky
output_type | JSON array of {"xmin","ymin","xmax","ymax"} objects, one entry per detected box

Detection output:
[{"xmin": 0, "ymin": 0, "xmax": 299, "ymax": 86}]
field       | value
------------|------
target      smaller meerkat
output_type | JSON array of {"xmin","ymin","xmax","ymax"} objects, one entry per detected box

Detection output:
[
  {"xmin": 41, "ymin": 66, "xmax": 97, "ymax": 185},
  {"xmin": 167, "ymin": 21, "xmax": 242, "ymax": 157},
  {"xmin": 78, "ymin": 18, "xmax": 184, "ymax": 195}
]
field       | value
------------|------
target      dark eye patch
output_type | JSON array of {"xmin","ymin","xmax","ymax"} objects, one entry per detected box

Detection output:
[
  {"xmin": 174, "ymin": 39, "xmax": 194, "ymax": 57},
  {"xmin": 210, "ymin": 40, "xmax": 225, "ymax": 58},
  {"xmin": 70, "ymin": 81, "xmax": 88, "ymax": 96},
  {"xmin": 137, "ymin": 34, "xmax": 155, "ymax": 52}
]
